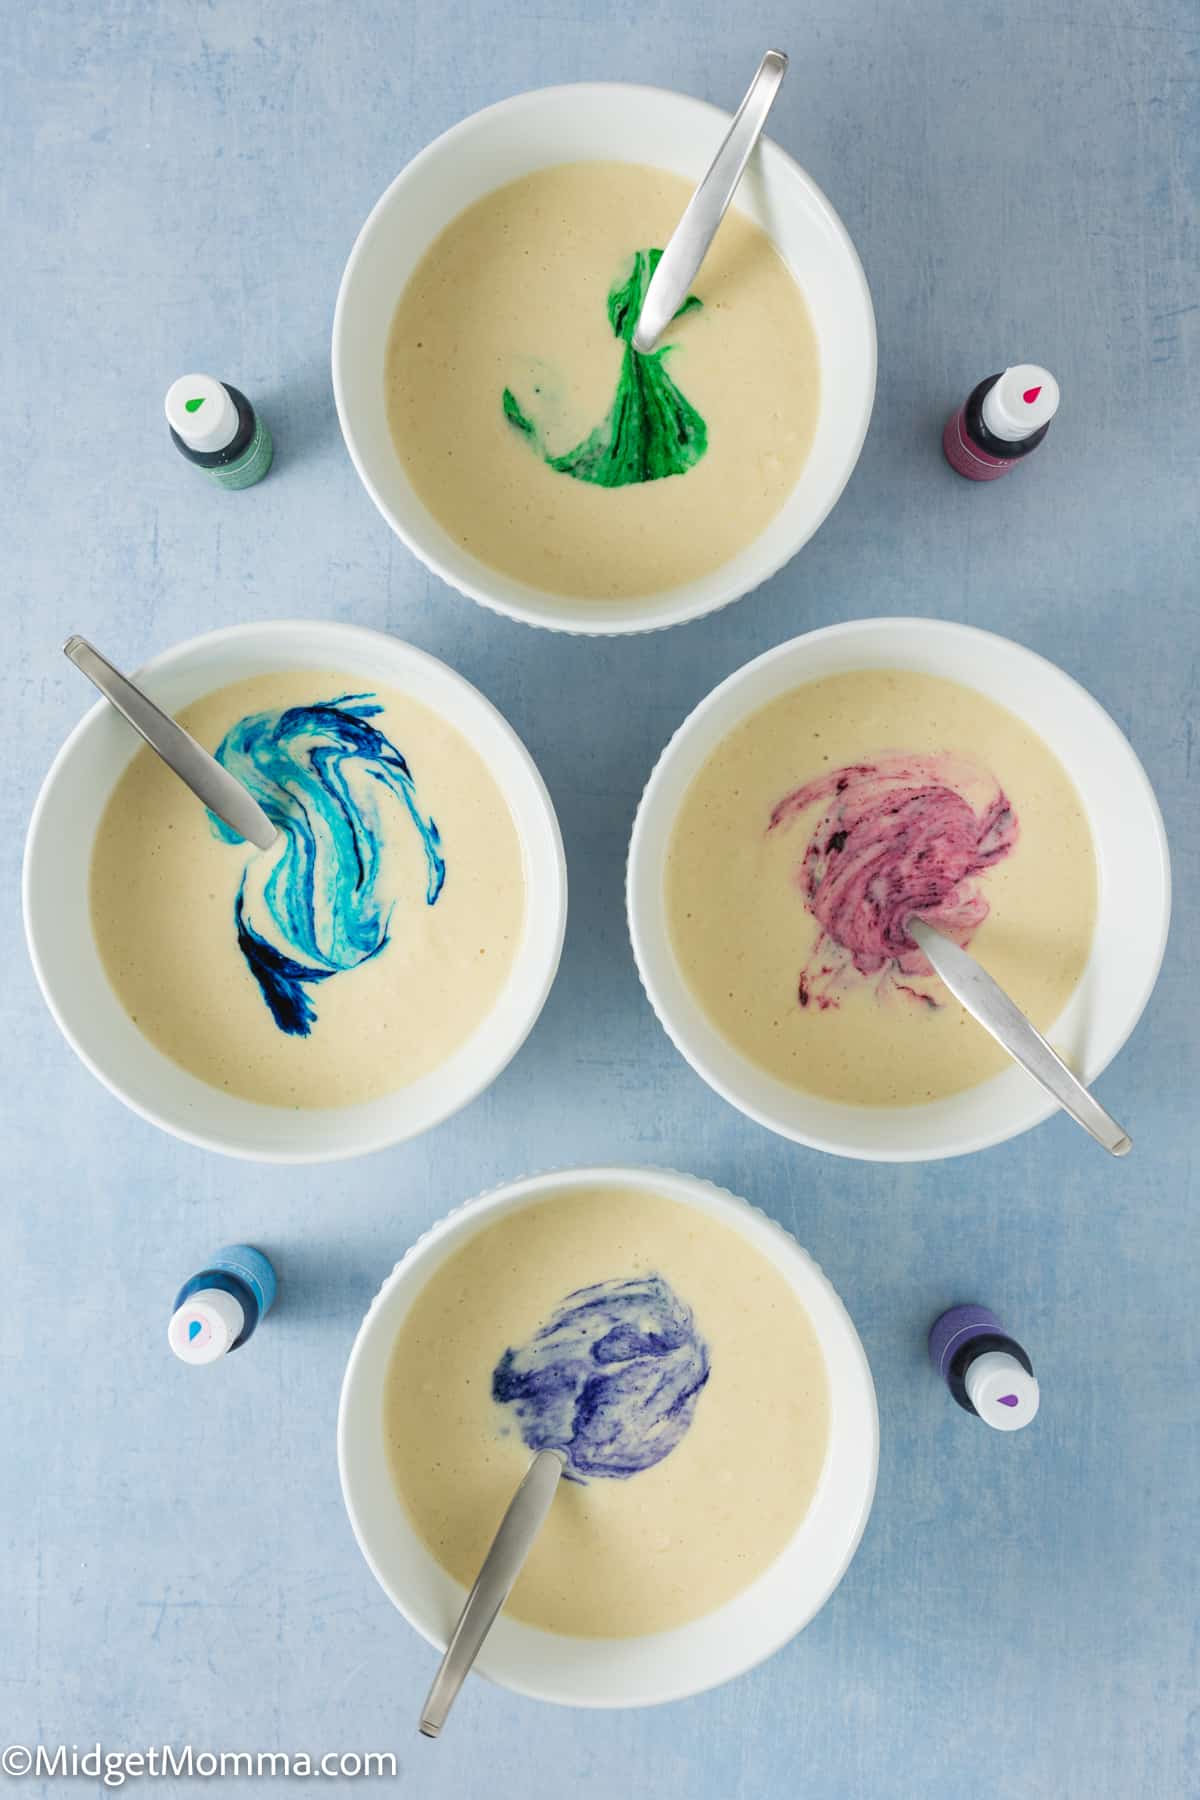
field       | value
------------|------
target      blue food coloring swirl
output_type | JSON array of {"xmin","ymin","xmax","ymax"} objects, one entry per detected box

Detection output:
[
  {"xmin": 491, "ymin": 1274, "xmax": 711, "ymax": 1482},
  {"xmin": 209, "ymin": 694, "xmax": 445, "ymax": 1037}
]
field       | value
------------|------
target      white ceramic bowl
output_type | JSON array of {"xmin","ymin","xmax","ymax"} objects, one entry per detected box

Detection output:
[
  {"xmin": 628, "ymin": 618, "xmax": 1171, "ymax": 1162},
  {"xmin": 24, "ymin": 622, "xmax": 567, "ymax": 1163},
  {"xmin": 338, "ymin": 1165, "xmax": 877, "ymax": 1707},
  {"xmin": 332, "ymin": 82, "xmax": 875, "ymax": 634}
]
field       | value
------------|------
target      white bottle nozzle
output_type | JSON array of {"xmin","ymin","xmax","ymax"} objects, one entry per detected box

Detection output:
[
  {"xmin": 165, "ymin": 374, "xmax": 239, "ymax": 455},
  {"xmin": 980, "ymin": 364, "xmax": 1060, "ymax": 442},
  {"xmin": 168, "ymin": 1287, "xmax": 246, "ymax": 1365},
  {"xmin": 965, "ymin": 1350, "xmax": 1040, "ymax": 1430}
]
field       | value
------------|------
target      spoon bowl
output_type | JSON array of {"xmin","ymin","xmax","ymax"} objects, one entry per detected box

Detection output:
[
  {"xmin": 338, "ymin": 1165, "xmax": 878, "ymax": 1708},
  {"xmin": 627, "ymin": 617, "xmax": 1170, "ymax": 1161},
  {"xmin": 333, "ymin": 80, "xmax": 875, "ymax": 633},
  {"xmin": 25, "ymin": 620, "xmax": 567, "ymax": 1163}
]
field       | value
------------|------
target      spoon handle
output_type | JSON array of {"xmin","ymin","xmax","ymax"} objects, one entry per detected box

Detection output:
[
  {"xmin": 632, "ymin": 50, "xmax": 788, "ymax": 355},
  {"xmin": 64, "ymin": 635, "xmax": 277, "ymax": 851},
  {"xmin": 908, "ymin": 918, "xmax": 1132, "ymax": 1157},
  {"xmin": 419, "ymin": 1449, "xmax": 565, "ymax": 1739}
]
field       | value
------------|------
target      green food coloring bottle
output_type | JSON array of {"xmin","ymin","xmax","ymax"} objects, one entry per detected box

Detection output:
[{"xmin": 165, "ymin": 373, "xmax": 273, "ymax": 490}]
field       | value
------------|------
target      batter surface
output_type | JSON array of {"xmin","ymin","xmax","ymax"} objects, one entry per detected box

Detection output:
[
  {"xmin": 385, "ymin": 161, "xmax": 820, "ymax": 599},
  {"xmin": 385, "ymin": 1186, "xmax": 830, "ymax": 1637},
  {"xmin": 90, "ymin": 671, "xmax": 525, "ymax": 1108},
  {"xmin": 666, "ymin": 670, "xmax": 1097, "ymax": 1106}
]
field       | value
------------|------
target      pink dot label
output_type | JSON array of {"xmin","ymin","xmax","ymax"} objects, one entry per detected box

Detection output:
[{"xmin": 1022, "ymin": 386, "xmax": 1042, "ymax": 405}]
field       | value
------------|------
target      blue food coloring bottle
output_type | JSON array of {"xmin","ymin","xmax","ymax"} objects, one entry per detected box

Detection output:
[{"xmin": 168, "ymin": 1245, "xmax": 277, "ymax": 1366}]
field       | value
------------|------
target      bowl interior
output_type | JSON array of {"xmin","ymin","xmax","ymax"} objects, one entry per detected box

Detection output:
[
  {"xmin": 24, "ymin": 623, "xmax": 566, "ymax": 1162},
  {"xmin": 337, "ymin": 1166, "xmax": 878, "ymax": 1707},
  {"xmin": 628, "ymin": 619, "xmax": 1170, "ymax": 1162},
  {"xmin": 333, "ymin": 83, "xmax": 876, "ymax": 633}
]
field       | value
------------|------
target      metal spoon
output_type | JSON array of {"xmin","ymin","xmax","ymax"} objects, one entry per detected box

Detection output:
[
  {"xmin": 908, "ymin": 917, "xmax": 1131, "ymax": 1156},
  {"xmin": 419, "ymin": 1448, "xmax": 565, "ymax": 1739},
  {"xmin": 64, "ymin": 635, "xmax": 277, "ymax": 851},
  {"xmin": 631, "ymin": 50, "xmax": 789, "ymax": 355}
]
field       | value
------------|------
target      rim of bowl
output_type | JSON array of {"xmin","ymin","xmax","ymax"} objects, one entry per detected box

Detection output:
[
  {"xmin": 23, "ymin": 620, "xmax": 568, "ymax": 1163},
  {"xmin": 627, "ymin": 617, "xmax": 1172, "ymax": 1162},
  {"xmin": 336, "ymin": 1163, "xmax": 879, "ymax": 1707},
  {"xmin": 331, "ymin": 80, "xmax": 877, "ymax": 636}
]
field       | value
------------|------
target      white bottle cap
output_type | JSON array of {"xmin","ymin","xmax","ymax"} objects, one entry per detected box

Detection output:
[
  {"xmin": 980, "ymin": 365, "xmax": 1060, "ymax": 442},
  {"xmin": 165, "ymin": 374, "xmax": 239, "ymax": 454},
  {"xmin": 168, "ymin": 1286, "xmax": 246, "ymax": 1365},
  {"xmin": 965, "ymin": 1350, "xmax": 1040, "ymax": 1430}
]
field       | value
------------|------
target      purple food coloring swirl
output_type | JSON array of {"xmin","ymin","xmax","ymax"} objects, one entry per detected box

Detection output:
[{"xmin": 492, "ymin": 1274, "xmax": 710, "ymax": 1483}]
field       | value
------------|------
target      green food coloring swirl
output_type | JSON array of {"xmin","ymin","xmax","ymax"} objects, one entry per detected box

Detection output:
[{"xmin": 502, "ymin": 248, "xmax": 706, "ymax": 487}]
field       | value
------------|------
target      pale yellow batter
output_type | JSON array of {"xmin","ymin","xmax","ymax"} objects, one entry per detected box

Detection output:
[
  {"xmin": 666, "ymin": 670, "xmax": 1097, "ymax": 1106},
  {"xmin": 385, "ymin": 1186, "xmax": 830, "ymax": 1638},
  {"xmin": 386, "ymin": 161, "xmax": 820, "ymax": 599},
  {"xmin": 90, "ymin": 671, "xmax": 525, "ymax": 1108}
]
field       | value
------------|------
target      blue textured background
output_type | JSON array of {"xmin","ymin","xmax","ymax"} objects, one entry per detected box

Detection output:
[{"xmin": 3, "ymin": 2, "xmax": 1197, "ymax": 1795}]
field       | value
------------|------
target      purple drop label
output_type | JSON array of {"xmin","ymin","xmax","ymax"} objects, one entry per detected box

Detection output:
[{"xmin": 997, "ymin": 1393, "xmax": 1019, "ymax": 1407}]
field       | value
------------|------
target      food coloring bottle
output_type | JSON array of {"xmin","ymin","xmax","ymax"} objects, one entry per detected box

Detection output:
[
  {"xmin": 165, "ymin": 373, "xmax": 274, "ymax": 490},
  {"xmin": 928, "ymin": 1303, "xmax": 1039, "ymax": 1431},
  {"xmin": 168, "ymin": 1245, "xmax": 277, "ymax": 1366},
  {"xmin": 942, "ymin": 364, "xmax": 1059, "ymax": 481}
]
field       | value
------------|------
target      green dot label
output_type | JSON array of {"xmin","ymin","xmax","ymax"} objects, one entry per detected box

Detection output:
[{"xmin": 184, "ymin": 397, "xmax": 205, "ymax": 414}]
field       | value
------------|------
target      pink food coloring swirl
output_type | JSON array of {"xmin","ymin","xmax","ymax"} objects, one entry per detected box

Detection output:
[{"xmin": 767, "ymin": 752, "xmax": 1019, "ymax": 1010}]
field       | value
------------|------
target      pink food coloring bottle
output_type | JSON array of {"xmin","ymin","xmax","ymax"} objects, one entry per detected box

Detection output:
[{"xmin": 943, "ymin": 363, "xmax": 1060, "ymax": 481}]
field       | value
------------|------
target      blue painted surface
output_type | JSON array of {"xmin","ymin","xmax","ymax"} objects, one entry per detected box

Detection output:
[{"xmin": 2, "ymin": 2, "xmax": 1196, "ymax": 1795}]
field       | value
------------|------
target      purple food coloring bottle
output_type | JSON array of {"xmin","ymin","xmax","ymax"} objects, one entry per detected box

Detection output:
[
  {"xmin": 943, "ymin": 364, "xmax": 1059, "ymax": 481},
  {"xmin": 929, "ymin": 1304, "xmax": 1039, "ymax": 1432}
]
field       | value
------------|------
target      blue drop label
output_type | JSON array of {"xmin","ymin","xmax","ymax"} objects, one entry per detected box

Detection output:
[{"xmin": 188, "ymin": 1319, "xmax": 202, "ymax": 1342}]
